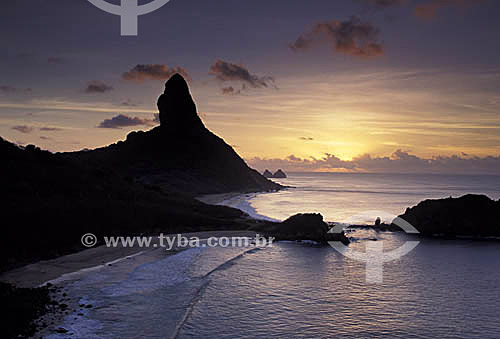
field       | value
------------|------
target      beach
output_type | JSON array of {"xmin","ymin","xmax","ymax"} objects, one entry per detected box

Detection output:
[
  {"xmin": 1, "ymin": 230, "xmax": 260, "ymax": 338},
  {"xmin": 0, "ymin": 230, "xmax": 259, "ymax": 289}
]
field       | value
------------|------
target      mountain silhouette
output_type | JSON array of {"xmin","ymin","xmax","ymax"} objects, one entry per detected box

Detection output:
[
  {"xmin": 67, "ymin": 74, "xmax": 281, "ymax": 195},
  {"xmin": 0, "ymin": 136, "xmax": 261, "ymax": 270},
  {"xmin": 0, "ymin": 74, "xmax": 283, "ymax": 269}
]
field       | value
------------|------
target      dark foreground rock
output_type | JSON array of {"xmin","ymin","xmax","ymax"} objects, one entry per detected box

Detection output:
[
  {"xmin": 251, "ymin": 213, "xmax": 349, "ymax": 245},
  {"xmin": 0, "ymin": 282, "xmax": 51, "ymax": 338},
  {"xmin": 0, "ymin": 135, "xmax": 258, "ymax": 271},
  {"xmin": 397, "ymin": 194, "xmax": 500, "ymax": 237}
]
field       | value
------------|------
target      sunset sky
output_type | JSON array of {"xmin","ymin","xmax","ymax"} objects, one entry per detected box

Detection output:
[{"xmin": 1, "ymin": 0, "xmax": 500, "ymax": 173}]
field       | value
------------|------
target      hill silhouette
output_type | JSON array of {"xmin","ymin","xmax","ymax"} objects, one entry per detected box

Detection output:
[
  {"xmin": 66, "ymin": 74, "xmax": 281, "ymax": 195},
  {"xmin": 0, "ymin": 74, "xmax": 283, "ymax": 270},
  {"xmin": 0, "ymin": 136, "xmax": 266, "ymax": 270}
]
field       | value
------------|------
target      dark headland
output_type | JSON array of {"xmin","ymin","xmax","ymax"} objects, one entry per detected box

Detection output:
[
  {"xmin": 396, "ymin": 194, "xmax": 500, "ymax": 238},
  {"xmin": 0, "ymin": 74, "xmax": 345, "ymax": 272},
  {"xmin": 355, "ymin": 194, "xmax": 500, "ymax": 238},
  {"xmin": 1, "ymin": 74, "xmax": 350, "ymax": 337}
]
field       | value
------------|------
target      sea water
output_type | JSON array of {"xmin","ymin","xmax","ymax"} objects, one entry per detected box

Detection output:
[{"xmin": 46, "ymin": 173, "xmax": 500, "ymax": 338}]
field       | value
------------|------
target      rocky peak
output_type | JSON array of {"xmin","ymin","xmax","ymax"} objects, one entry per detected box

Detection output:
[
  {"xmin": 263, "ymin": 169, "xmax": 273, "ymax": 178},
  {"xmin": 273, "ymin": 169, "xmax": 287, "ymax": 178},
  {"xmin": 157, "ymin": 74, "xmax": 205, "ymax": 131}
]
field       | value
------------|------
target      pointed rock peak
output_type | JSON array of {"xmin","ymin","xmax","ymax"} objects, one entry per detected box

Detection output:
[
  {"xmin": 273, "ymin": 169, "xmax": 287, "ymax": 178},
  {"xmin": 157, "ymin": 73, "xmax": 204, "ymax": 130},
  {"xmin": 164, "ymin": 73, "xmax": 190, "ymax": 95}
]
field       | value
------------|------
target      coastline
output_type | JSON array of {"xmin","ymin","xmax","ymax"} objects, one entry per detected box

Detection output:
[
  {"xmin": 1, "ymin": 230, "xmax": 260, "ymax": 338},
  {"xmin": 197, "ymin": 192, "xmax": 282, "ymax": 222},
  {"xmin": 0, "ymin": 231, "xmax": 259, "ymax": 289}
]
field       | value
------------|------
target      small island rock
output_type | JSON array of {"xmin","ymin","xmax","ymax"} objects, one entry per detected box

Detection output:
[
  {"xmin": 273, "ymin": 169, "xmax": 287, "ymax": 178},
  {"xmin": 263, "ymin": 170, "xmax": 273, "ymax": 178}
]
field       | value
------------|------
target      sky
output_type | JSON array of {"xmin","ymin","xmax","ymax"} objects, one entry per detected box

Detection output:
[{"xmin": 1, "ymin": 0, "xmax": 500, "ymax": 174}]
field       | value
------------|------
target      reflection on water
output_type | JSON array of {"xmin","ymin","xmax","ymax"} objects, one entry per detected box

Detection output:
[
  {"xmin": 46, "ymin": 173, "xmax": 500, "ymax": 338},
  {"xmin": 224, "ymin": 173, "xmax": 500, "ymax": 222},
  {"xmin": 178, "ymin": 231, "xmax": 500, "ymax": 338},
  {"xmin": 46, "ymin": 231, "xmax": 500, "ymax": 338}
]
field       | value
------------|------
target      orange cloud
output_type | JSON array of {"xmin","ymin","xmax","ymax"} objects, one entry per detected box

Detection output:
[{"xmin": 290, "ymin": 16, "xmax": 384, "ymax": 58}]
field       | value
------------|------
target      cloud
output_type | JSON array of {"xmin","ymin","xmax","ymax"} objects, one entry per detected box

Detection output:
[
  {"xmin": 85, "ymin": 80, "xmax": 113, "ymax": 94},
  {"xmin": 97, "ymin": 114, "xmax": 158, "ymax": 129},
  {"xmin": 0, "ymin": 86, "xmax": 32, "ymax": 94},
  {"xmin": 122, "ymin": 64, "xmax": 190, "ymax": 83},
  {"xmin": 299, "ymin": 137, "xmax": 314, "ymax": 141},
  {"xmin": 413, "ymin": 0, "xmax": 488, "ymax": 19},
  {"xmin": 247, "ymin": 150, "xmax": 500, "ymax": 175},
  {"xmin": 222, "ymin": 86, "xmax": 236, "ymax": 95},
  {"xmin": 209, "ymin": 60, "xmax": 276, "ymax": 93},
  {"xmin": 0, "ymin": 85, "xmax": 17, "ymax": 93},
  {"xmin": 120, "ymin": 99, "xmax": 137, "ymax": 107},
  {"xmin": 47, "ymin": 56, "xmax": 66, "ymax": 64},
  {"xmin": 356, "ymin": 0, "xmax": 487, "ymax": 19},
  {"xmin": 290, "ymin": 16, "xmax": 384, "ymax": 58},
  {"xmin": 249, "ymin": 153, "xmax": 356, "ymax": 172},
  {"xmin": 355, "ymin": 0, "xmax": 406, "ymax": 8},
  {"xmin": 12, "ymin": 125, "xmax": 34, "ymax": 133},
  {"xmin": 39, "ymin": 126, "xmax": 62, "ymax": 131}
]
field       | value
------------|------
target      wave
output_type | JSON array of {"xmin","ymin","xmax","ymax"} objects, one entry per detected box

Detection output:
[
  {"xmin": 218, "ymin": 193, "xmax": 281, "ymax": 221},
  {"xmin": 40, "ymin": 251, "xmax": 146, "ymax": 287},
  {"xmin": 103, "ymin": 247, "xmax": 203, "ymax": 297},
  {"xmin": 170, "ymin": 246, "xmax": 263, "ymax": 339},
  {"xmin": 44, "ymin": 297, "xmax": 104, "ymax": 339}
]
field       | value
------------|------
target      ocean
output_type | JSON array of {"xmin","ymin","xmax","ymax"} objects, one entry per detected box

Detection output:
[
  {"xmin": 46, "ymin": 173, "xmax": 500, "ymax": 338},
  {"xmin": 219, "ymin": 172, "xmax": 500, "ymax": 223}
]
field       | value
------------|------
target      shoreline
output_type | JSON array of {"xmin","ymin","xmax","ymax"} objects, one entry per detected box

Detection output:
[
  {"xmin": 1, "ymin": 230, "xmax": 260, "ymax": 338},
  {"xmin": 0, "ymin": 230, "xmax": 259, "ymax": 289},
  {"xmin": 197, "ymin": 192, "xmax": 282, "ymax": 222}
]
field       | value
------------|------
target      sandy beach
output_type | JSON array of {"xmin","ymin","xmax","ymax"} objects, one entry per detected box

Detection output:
[
  {"xmin": 0, "ymin": 230, "xmax": 260, "ymax": 337},
  {"xmin": 0, "ymin": 230, "xmax": 258, "ymax": 289},
  {"xmin": 196, "ymin": 192, "xmax": 245, "ymax": 205}
]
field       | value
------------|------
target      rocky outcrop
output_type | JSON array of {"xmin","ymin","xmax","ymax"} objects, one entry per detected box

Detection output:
[
  {"xmin": 397, "ymin": 194, "xmax": 500, "ymax": 237},
  {"xmin": 252, "ymin": 213, "xmax": 349, "ymax": 244},
  {"xmin": 157, "ymin": 73, "xmax": 204, "ymax": 130},
  {"xmin": 67, "ymin": 74, "xmax": 282, "ymax": 196},
  {"xmin": 263, "ymin": 169, "xmax": 287, "ymax": 179},
  {"xmin": 273, "ymin": 169, "xmax": 287, "ymax": 178},
  {"xmin": 0, "ymin": 282, "xmax": 52, "ymax": 338}
]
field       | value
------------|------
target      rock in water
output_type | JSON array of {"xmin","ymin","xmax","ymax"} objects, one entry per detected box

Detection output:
[
  {"xmin": 251, "ymin": 213, "xmax": 349, "ymax": 244},
  {"xmin": 273, "ymin": 169, "xmax": 287, "ymax": 178},
  {"xmin": 263, "ymin": 169, "xmax": 273, "ymax": 178},
  {"xmin": 66, "ymin": 74, "xmax": 282, "ymax": 196},
  {"xmin": 397, "ymin": 194, "xmax": 500, "ymax": 237},
  {"xmin": 157, "ymin": 74, "xmax": 204, "ymax": 131}
]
